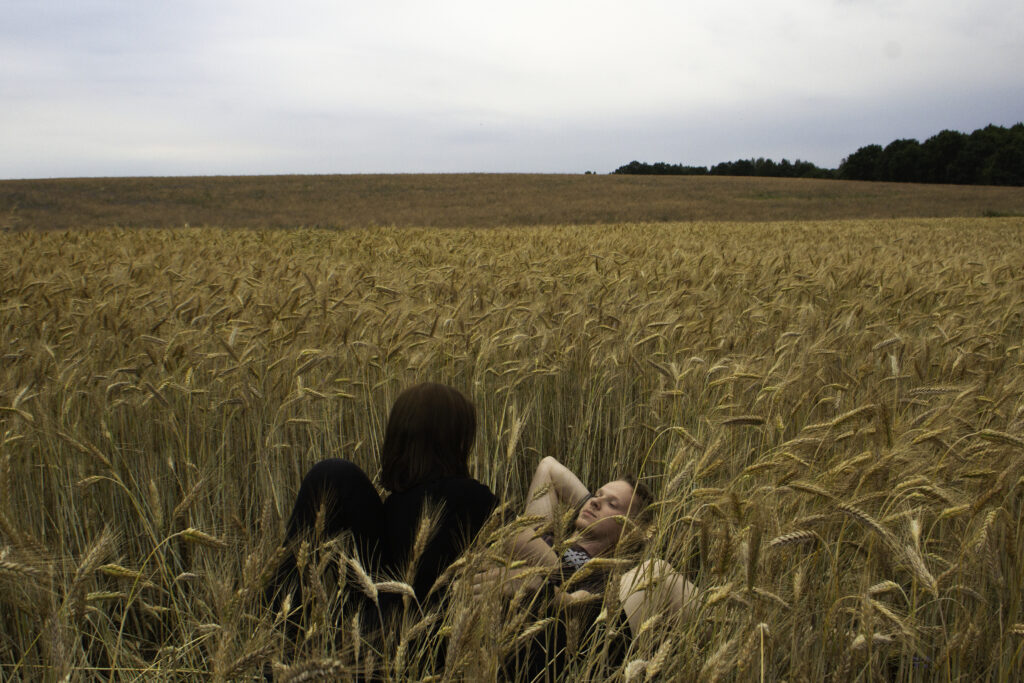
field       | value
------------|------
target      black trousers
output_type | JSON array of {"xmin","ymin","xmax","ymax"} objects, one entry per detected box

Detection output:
[
  {"xmin": 267, "ymin": 459, "xmax": 496, "ymax": 607},
  {"xmin": 264, "ymin": 459, "xmax": 386, "ymax": 625},
  {"xmin": 267, "ymin": 459, "xmax": 497, "ymax": 677},
  {"xmin": 283, "ymin": 458, "xmax": 386, "ymax": 564}
]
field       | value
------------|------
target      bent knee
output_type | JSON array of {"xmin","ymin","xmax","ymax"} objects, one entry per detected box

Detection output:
[
  {"xmin": 622, "ymin": 558, "xmax": 673, "ymax": 583},
  {"xmin": 619, "ymin": 559, "xmax": 670, "ymax": 596},
  {"xmin": 303, "ymin": 458, "xmax": 363, "ymax": 481}
]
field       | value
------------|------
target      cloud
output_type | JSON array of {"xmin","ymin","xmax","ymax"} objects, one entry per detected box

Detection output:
[{"xmin": 2, "ymin": 0, "xmax": 1023, "ymax": 177}]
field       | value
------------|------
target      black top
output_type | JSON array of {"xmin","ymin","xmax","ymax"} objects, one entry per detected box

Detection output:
[{"xmin": 382, "ymin": 477, "xmax": 497, "ymax": 603}]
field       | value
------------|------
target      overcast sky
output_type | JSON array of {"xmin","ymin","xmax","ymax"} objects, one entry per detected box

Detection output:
[{"xmin": 2, "ymin": 0, "xmax": 1022, "ymax": 179}]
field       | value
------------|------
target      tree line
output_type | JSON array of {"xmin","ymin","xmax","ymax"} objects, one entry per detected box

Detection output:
[
  {"xmin": 612, "ymin": 158, "xmax": 833, "ymax": 179},
  {"xmin": 612, "ymin": 123, "xmax": 1024, "ymax": 186}
]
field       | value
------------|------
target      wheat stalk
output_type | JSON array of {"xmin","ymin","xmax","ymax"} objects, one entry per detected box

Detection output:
[
  {"xmin": 275, "ymin": 658, "xmax": 349, "ymax": 683},
  {"xmin": 766, "ymin": 530, "xmax": 818, "ymax": 549},
  {"xmin": 179, "ymin": 527, "xmax": 228, "ymax": 549}
]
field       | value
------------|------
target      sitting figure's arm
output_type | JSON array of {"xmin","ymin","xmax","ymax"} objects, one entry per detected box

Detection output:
[
  {"xmin": 512, "ymin": 456, "xmax": 590, "ymax": 566},
  {"xmin": 554, "ymin": 587, "xmax": 603, "ymax": 609},
  {"xmin": 470, "ymin": 564, "xmax": 552, "ymax": 600}
]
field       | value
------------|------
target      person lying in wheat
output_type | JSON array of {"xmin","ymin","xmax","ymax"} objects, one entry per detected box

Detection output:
[{"xmin": 471, "ymin": 456, "xmax": 696, "ymax": 678}]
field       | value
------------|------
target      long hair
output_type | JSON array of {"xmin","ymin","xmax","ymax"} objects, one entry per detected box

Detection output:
[{"xmin": 380, "ymin": 382, "xmax": 476, "ymax": 493}]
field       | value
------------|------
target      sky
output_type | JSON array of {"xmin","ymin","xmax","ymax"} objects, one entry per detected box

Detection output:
[{"xmin": 2, "ymin": 0, "xmax": 1023, "ymax": 179}]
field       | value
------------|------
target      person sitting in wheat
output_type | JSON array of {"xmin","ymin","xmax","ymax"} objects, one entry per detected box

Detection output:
[{"xmin": 266, "ymin": 382, "xmax": 497, "ymax": 632}]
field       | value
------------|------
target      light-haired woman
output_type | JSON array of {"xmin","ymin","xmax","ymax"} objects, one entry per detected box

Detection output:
[{"xmin": 474, "ymin": 456, "xmax": 696, "ymax": 678}]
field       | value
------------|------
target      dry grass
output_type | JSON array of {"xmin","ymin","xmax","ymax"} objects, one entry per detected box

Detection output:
[
  {"xmin": 1, "ymin": 217, "xmax": 1023, "ymax": 679},
  {"xmin": 2, "ymin": 173, "xmax": 1024, "ymax": 231}
]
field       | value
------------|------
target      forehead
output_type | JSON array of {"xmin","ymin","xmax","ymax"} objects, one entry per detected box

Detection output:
[{"xmin": 597, "ymin": 480, "xmax": 634, "ymax": 501}]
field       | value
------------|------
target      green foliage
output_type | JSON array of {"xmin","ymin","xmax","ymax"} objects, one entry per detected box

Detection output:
[
  {"xmin": 709, "ymin": 158, "xmax": 834, "ymax": 179},
  {"xmin": 840, "ymin": 123, "xmax": 1024, "ymax": 185},
  {"xmin": 612, "ymin": 158, "xmax": 833, "ymax": 179},
  {"xmin": 612, "ymin": 161, "xmax": 709, "ymax": 175},
  {"xmin": 617, "ymin": 123, "xmax": 1024, "ymax": 186}
]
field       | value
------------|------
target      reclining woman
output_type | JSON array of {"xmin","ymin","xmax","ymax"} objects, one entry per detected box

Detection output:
[
  {"xmin": 267, "ymin": 382, "xmax": 497, "ymax": 627},
  {"xmin": 473, "ymin": 456, "xmax": 696, "ymax": 678}
]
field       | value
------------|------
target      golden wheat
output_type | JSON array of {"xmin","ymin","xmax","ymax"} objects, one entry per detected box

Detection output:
[{"xmin": 1, "ymin": 218, "xmax": 1023, "ymax": 679}]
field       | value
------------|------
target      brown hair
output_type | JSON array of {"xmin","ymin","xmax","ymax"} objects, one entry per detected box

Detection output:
[
  {"xmin": 379, "ymin": 382, "xmax": 476, "ymax": 493},
  {"xmin": 612, "ymin": 475, "xmax": 656, "ymax": 558},
  {"xmin": 621, "ymin": 474, "xmax": 655, "ymax": 526}
]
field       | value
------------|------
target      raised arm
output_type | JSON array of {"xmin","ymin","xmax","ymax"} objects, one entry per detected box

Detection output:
[
  {"xmin": 512, "ymin": 457, "xmax": 590, "ymax": 565},
  {"xmin": 523, "ymin": 456, "xmax": 590, "ymax": 520},
  {"xmin": 471, "ymin": 458, "xmax": 592, "ymax": 600}
]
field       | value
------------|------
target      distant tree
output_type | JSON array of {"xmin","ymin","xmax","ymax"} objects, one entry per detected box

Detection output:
[
  {"xmin": 710, "ymin": 159, "xmax": 756, "ymax": 176},
  {"xmin": 921, "ymin": 129, "xmax": 966, "ymax": 183},
  {"xmin": 611, "ymin": 161, "xmax": 708, "ymax": 175},
  {"xmin": 793, "ymin": 160, "xmax": 834, "ymax": 179},
  {"xmin": 982, "ymin": 125, "xmax": 1024, "ymax": 185},
  {"xmin": 948, "ymin": 127, "xmax": 991, "ymax": 184},
  {"xmin": 757, "ymin": 158, "xmax": 777, "ymax": 176},
  {"xmin": 612, "ymin": 161, "xmax": 650, "ymax": 175},
  {"xmin": 614, "ymin": 123, "xmax": 1022, "ymax": 185},
  {"xmin": 880, "ymin": 139, "xmax": 923, "ymax": 182},
  {"xmin": 839, "ymin": 144, "xmax": 883, "ymax": 181}
]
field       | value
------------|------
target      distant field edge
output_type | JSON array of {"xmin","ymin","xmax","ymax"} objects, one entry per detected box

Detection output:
[{"xmin": 2, "ymin": 173, "xmax": 1023, "ymax": 231}]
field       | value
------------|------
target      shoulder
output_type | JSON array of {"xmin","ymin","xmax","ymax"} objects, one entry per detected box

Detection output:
[
  {"xmin": 388, "ymin": 478, "xmax": 497, "ymax": 511},
  {"xmin": 424, "ymin": 477, "xmax": 494, "ymax": 500}
]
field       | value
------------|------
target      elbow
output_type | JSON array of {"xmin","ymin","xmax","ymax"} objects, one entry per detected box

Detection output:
[{"xmin": 539, "ymin": 456, "xmax": 561, "ymax": 471}]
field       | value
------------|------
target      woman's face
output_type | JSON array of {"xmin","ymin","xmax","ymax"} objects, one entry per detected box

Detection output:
[{"xmin": 575, "ymin": 479, "xmax": 637, "ymax": 551}]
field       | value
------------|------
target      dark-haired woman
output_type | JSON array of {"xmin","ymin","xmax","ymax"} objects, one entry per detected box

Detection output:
[{"xmin": 267, "ymin": 382, "xmax": 497, "ymax": 620}]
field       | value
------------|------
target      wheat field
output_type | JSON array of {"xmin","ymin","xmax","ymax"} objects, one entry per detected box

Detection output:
[
  {"xmin": 4, "ymin": 174, "xmax": 1024, "ymax": 231},
  {"xmin": 1, "ymin": 218, "xmax": 1023, "ymax": 680}
]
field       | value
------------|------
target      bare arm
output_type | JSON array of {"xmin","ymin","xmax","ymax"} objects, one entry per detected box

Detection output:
[
  {"xmin": 470, "ymin": 568, "xmax": 601, "ymax": 605},
  {"xmin": 470, "ymin": 565, "xmax": 550, "ymax": 600},
  {"xmin": 513, "ymin": 457, "xmax": 590, "ymax": 565},
  {"xmin": 523, "ymin": 456, "xmax": 590, "ymax": 519}
]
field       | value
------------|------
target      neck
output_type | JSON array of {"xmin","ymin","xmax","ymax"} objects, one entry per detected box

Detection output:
[{"xmin": 574, "ymin": 536, "xmax": 610, "ymax": 557}]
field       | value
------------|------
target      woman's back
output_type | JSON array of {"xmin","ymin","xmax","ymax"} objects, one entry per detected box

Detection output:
[
  {"xmin": 268, "ymin": 383, "xmax": 495, "ymax": 621},
  {"xmin": 383, "ymin": 476, "xmax": 497, "ymax": 602}
]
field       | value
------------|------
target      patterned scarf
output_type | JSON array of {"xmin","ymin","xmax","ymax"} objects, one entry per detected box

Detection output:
[{"xmin": 561, "ymin": 545, "xmax": 592, "ymax": 572}]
